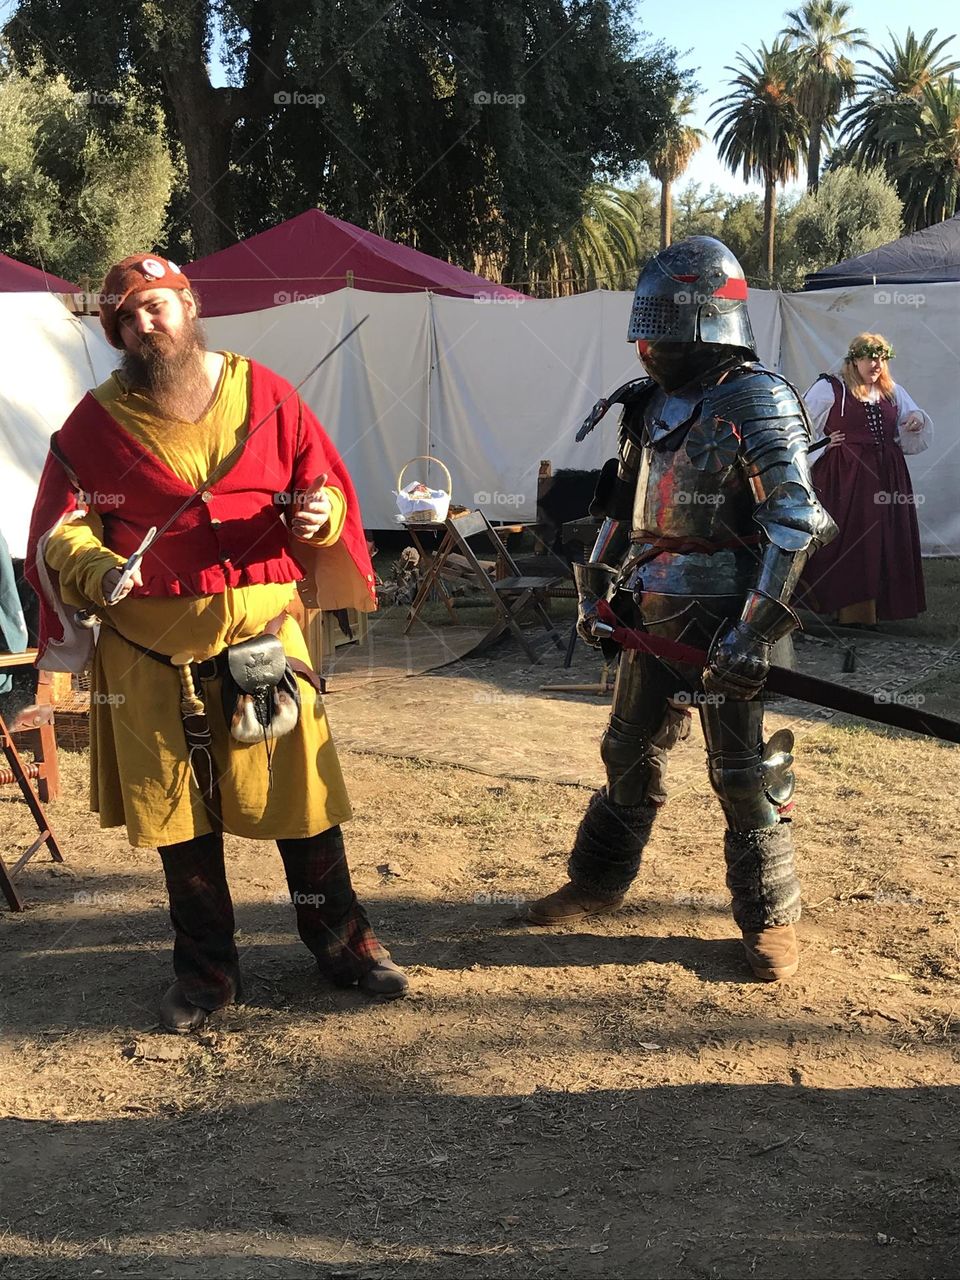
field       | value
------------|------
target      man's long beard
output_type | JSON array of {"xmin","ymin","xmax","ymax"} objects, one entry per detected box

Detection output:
[{"xmin": 120, "ymin": 314, "xmax": 212, "ymax": 422}]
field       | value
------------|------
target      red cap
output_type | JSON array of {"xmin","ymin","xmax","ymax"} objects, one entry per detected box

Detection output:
[{"xmin": 99, "ymin": 254, "xmax": 192, "ymax": 348}]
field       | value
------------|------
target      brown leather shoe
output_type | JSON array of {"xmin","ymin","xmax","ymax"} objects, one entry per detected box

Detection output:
[
  {"xmin": 158, "ymin": 981, "xmax": 210, "ymax": 1034},
  {"xmin": 358, "ymin": 959, "xmax": 410, "ymax": 999},
  {"xmin": 741, "ymin": 924, "xmax": 799, "ymax": 980},
  {"xmin": 526, "ymin": 881, "xmax": 625, "ymax": 926}
]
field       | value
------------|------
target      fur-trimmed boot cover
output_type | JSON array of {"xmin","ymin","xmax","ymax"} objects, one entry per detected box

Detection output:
[
  {"xmin": 724, "ymin": 824, "xmax": 802, "ymax": 980},
  {"xmin": 723, "ymin": 824, "xmax": 802, "ymax": 931},
  {"xmin": 526, "ymin": 789, "xmax": 658, "ymax": 925},
  {"xmin": 568, "ymin": 788, "xmax": 658, "ymax": 898}
]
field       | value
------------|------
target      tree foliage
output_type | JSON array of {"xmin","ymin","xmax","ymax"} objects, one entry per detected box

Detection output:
[
  {"xmin": 522, "ymin": 181, "xmax": 659, "ymax": 295},
  {"xmin": 780, "ymin": 0, "xmax": 865, "ymax": 191},
  {"xmin": 782, "ymin": 164, "xmax": 903, "ymax": 286},
  {"xmin": 6, "ymin": 0, "xmax": 688, "ymax": 275},
  {"xmin": 710, "ymin": 40, "xmax": 809, "ymax": 280},
  {"xmin": 647, "ymin": 92, "xmax": 704, "ymax": 247},
  {"xmin": 0, "ymin": 54, "xmax": 176, "ymax": 282},
  {"xmin": 839, "ymin": 27, "xmax": 960, "ymax": 228}
]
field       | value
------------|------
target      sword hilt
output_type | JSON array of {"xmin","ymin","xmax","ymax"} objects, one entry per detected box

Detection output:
[{"xmin": 171, "ymin": 652, "xmax": 204, "ymax": 716}]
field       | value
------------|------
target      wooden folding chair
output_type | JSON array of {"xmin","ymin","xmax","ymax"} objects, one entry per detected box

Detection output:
[
  {"xmin": 0, "ymin": 652, "xmax": 64, "ymax": 911},
  {"xmin": 406, "ymin": 510, "xmax": 566, "ymax": 663}
]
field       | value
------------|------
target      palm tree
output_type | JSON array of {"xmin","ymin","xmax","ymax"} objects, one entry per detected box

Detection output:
[
  {"xmin": 514, "ymin": 184, "xmax": 656, "ymax": 296},
  {"xmin": 647, "ymin": 93, "xmax": 705, "ymax": 248},
  {"xmin": 841, "ymin": 27, "xmax": 960, "ymax": 171},
  {"xmin": 780, "ymin": 0, "xmax": 867, "ymax": 190},
  {"xmin": 709, "ymin": 41, "xmax": 809, "ymax": 281},
  {"xmin": 887, "ymin": 77, "xmax": 960, "ymax": 227}
]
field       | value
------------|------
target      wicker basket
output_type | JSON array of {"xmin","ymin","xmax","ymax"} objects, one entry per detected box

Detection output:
[
  {"xmin": 54, "ymin": 672, "xmax": 91, "ymax": 752},
  {"xmin": 396, "ymin": 456, "xmax": 452, "ymax": 524}
]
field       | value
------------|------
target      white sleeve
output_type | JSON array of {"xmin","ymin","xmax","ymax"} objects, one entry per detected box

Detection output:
[
  {"xmin": 802, "ymin": 378, "xmax": 836, "ymax": 444},
  {"xmin": 894, "ymin": 383, "xmax": 934, "ymax": 455}
]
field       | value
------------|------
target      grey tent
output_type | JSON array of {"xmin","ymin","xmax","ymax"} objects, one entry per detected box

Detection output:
[{"xmin": 804, "ymin": 214, "xmax": 960, "ymax": 289}]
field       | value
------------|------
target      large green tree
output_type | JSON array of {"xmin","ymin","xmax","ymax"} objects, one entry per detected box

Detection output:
[
  {"xmin": 780, "ymin": 0, "xmax": 866, "ymax": 191},
  {"xmin": 522, "ymin": 181, "xmax": 659, "ymax": 295},
  {"xmin": 0, "ymin": 56, "xmax": 175, "ymax": 282},
  {"xmin": 6, "ymin": 1, "xmax": 686, "ymax": 276},
  {"xmin": 784, "ymin": 164, "xmax": 902, "ymax": 285},
  {"xmin": 710, "ymin": 40, "xmax": 809, "ymax": 281},
  {"xmin": 887, "ymin": 77, "xmax": 960, "ymax": 227},
  {"xmin": 839, "ymin": 28, "xmax": 960, "ymax": 229}
]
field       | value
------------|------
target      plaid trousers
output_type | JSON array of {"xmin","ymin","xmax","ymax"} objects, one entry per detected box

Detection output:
[{"xmin": 157, "ymin": 826, "xmax": 388, "ymax": 1010}]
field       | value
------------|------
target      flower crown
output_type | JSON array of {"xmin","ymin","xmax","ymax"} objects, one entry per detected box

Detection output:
[{"xmin": 847, "ymin": 339, "xmax": 895, "ymax": 361}]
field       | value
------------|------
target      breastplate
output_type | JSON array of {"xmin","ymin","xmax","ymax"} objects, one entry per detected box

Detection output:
[{"xmin": 631, "ymin": 405, "xmax": 756, "ymax": 543}]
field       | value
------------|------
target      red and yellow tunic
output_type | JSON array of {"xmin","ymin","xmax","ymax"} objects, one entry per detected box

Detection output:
[{"xmin": 29, "ymin": 352, "xmax": 375, "ymax": 848}]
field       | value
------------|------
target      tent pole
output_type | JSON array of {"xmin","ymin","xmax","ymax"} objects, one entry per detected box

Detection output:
[{"xmin": 426, "ymin": 291, "xmax": 437, "ymax": 478}]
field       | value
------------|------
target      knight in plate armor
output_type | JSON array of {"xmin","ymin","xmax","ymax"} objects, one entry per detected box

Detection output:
[{"xmin": 526, "ymin": 236, "xmax": 837, "ymax": 981}]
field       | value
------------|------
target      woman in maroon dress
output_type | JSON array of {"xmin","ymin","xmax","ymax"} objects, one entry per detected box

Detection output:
[{"xmin": 799, "ymin": 333, "xmax": 933, "ymax": 627}]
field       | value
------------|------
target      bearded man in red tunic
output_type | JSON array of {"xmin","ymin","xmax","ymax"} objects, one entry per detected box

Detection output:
[{"xmin": 26, "ymin": 253, "xmax": 409, "ymax": 1031}]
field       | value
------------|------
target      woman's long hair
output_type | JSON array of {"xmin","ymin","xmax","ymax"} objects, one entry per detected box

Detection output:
[{"xmin": 840, "ymin": 332, "xmax": 896, "ymax": 401}]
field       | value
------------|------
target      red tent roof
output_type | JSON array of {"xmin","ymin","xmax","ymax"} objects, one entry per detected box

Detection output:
[
  {"xmin": 0, "ymin": 252, "xmax": 77, "ymax": 293},
  {"xmin": 184, "ymin": 208, "xmax": 524, "ymax": 315}
]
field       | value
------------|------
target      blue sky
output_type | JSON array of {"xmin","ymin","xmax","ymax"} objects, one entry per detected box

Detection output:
[{"xmin": 636, "ymin": 0, "xmax": 960, "ymax": 197}]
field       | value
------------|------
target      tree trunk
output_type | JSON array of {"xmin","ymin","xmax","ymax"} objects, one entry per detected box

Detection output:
[
  {"xmin": 807, "ymin": 108, "xmax": 823, "ymax": 193},
  {"xmin": 161, "ymin": 66, "xmax": 237, "ymax": 256},
  {"xmin": 660, "ymin": 181, "xmax": 672, "ymax": 249},
  {"xmin": 763, "ymin": 179, "xmax": 777, "ymax": 283}
]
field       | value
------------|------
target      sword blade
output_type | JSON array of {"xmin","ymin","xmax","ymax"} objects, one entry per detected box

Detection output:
[
  {"xmin": 146, "ymin": 315, "xmax": 369, "ymax": 548},
  {"xmin": 594, "ymin": 601, "xmax": 960, "ymax": 746}
]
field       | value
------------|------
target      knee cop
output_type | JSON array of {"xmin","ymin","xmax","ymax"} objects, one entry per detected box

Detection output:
[{"xmin": 707, "ymin": 728, "xmax": 796, "ymax": 831}]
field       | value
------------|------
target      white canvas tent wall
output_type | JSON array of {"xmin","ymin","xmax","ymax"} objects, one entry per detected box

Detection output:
[
  {"xmin": 196, "ymin": 287, "xmax": 782, "ymax": 529},
  {"xmin": 0, "ymin": 294, "xmax": 116, "ymax": 556},
  {"xmin": 49, "ymin": 282, "xmax": 960, "ymax": 556}
]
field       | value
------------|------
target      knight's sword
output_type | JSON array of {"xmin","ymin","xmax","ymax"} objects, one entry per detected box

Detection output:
[{"xmin": 593, "ymin": 599, "xmax": 960, "ymax": 746}]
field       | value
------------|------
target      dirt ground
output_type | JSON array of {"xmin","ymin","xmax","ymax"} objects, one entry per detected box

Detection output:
[{"xmin": 2, "ymin": 611, "xmax": 960, "ymax": 1278}]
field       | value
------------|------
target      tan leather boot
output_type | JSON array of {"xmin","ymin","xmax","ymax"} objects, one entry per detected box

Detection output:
[
  {"xmin": 741, "ymin": 924, "xmax": 799, "ymax": 980},
  {"xmin": 526, "ymin": 881, "xmax": 625, "ymax": 926}
]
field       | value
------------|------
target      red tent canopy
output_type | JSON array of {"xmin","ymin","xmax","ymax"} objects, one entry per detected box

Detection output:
[
  {"xmin": 184, "ymin": 208, "xmax": 524, "ymax": 315},
  {"xmin": 0, "ymin": 252, "xmax": 77, "ymax": 293}
]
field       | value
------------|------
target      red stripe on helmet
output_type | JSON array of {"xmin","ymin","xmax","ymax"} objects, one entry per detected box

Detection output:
[{"xmin": 714, "ymin": 277, "xmax": 748, "ymax": 300}]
